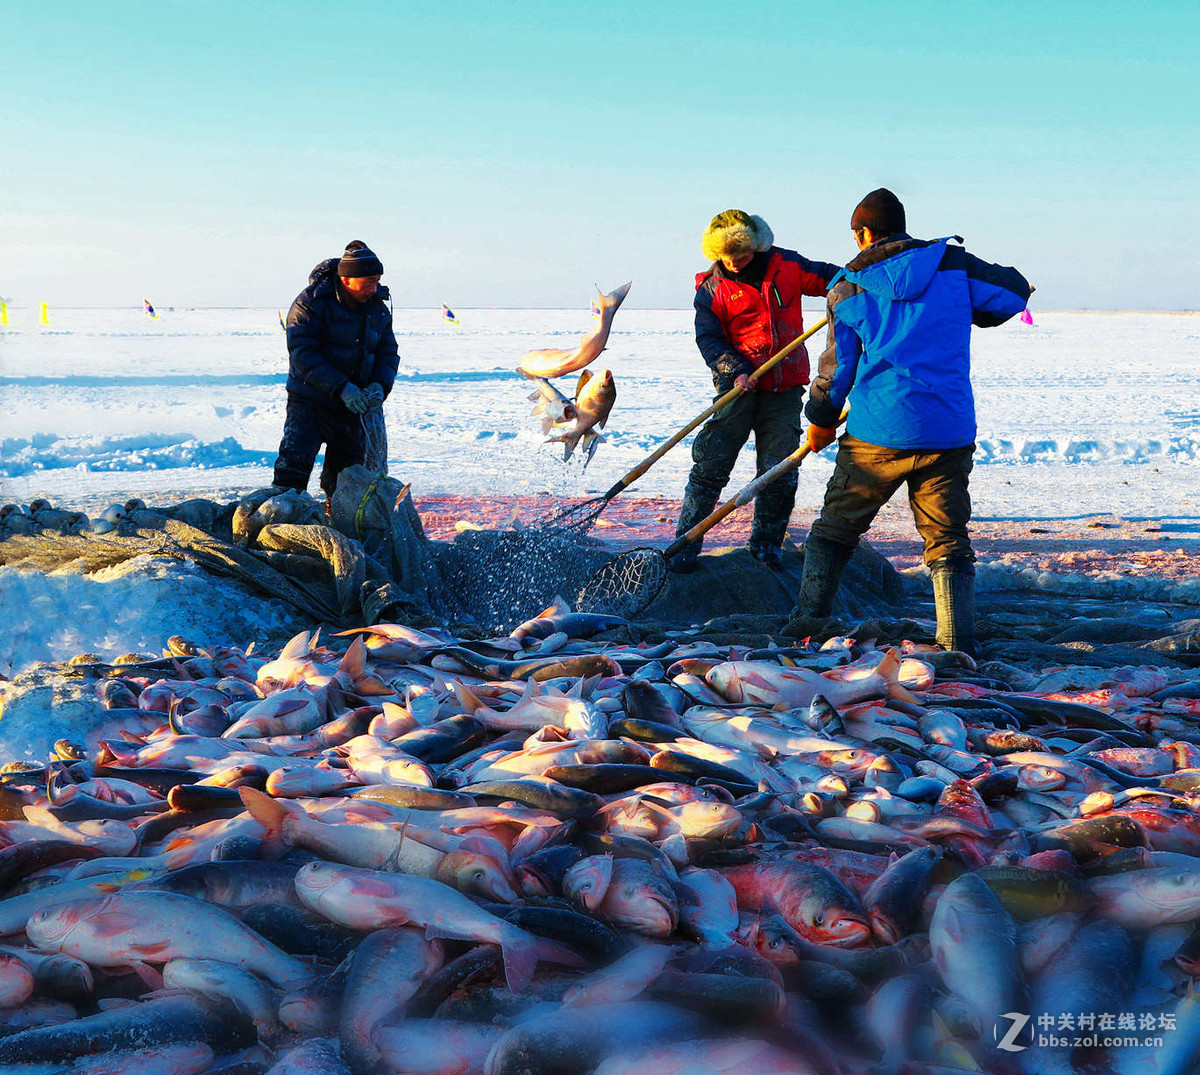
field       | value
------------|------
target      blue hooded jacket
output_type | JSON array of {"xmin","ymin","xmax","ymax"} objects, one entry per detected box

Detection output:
[{"xmin": 805, "ymin": 235, "xmax": 1031, "ymax": 449}]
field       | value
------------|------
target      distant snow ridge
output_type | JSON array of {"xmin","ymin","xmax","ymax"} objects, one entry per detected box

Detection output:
[
  {"xmin": 0, "ymin": 434, "xmax": 274, "ymax": 477},
  {"xmin": 975, "ymin": 435, "xmax": 1200, "ymax": 465},
  {"xmin": 903, "ymin": 561, "xmax": 1200, "ymax": 606}
]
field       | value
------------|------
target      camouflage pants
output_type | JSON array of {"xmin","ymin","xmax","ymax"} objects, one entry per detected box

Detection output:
[
  {"xmin": 677, "ymin": 387, "xmax": 804, "ymax": 552},
  {"xmin": 809, "ymin": 435, "xmax": 975, "ymax": 565}
]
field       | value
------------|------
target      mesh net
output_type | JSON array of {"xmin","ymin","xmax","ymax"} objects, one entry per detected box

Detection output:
[
  {"xmin": 523, "ymin": 495, "xmax": 609, "ymax": 537},
  {"xmin": 574, "ymin": 547, "xmax": 668, "ymax": 619}
]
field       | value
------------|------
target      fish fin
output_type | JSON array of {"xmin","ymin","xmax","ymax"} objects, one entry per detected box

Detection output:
[
  {"xmin": 562, "ymin": 437, "xmax": 577, "ymax": 462},
  {"xmin": 539, "ymin": 596, "xmax": 570, "ymax": 618},
  {"xmin": 877, "ymin": 647, "xmax": 918, "ymax": 703},
  {"xmin": 239, "ymin": 786, "xmax": 296, "ymax": 844},
  {"xmin": 575, "ymin": 369, "xmax": 593, "ymax": 396},
  {"xmin": 127, "ymin": 961, "xmax": 165, "ymax": 990},
  {"xmin": 539, "ymin": 416, "xmax": 556, "ymax": 435},
  {"xmin": 338, "ymin": 636, "xmax": 368, "ymax": 684},
  {"xmin": 278, "ymin": 630, "xmax": 312, "ymax": 660},
  {"xmin": 452, "ymin": 681, "xmax": 485, "ymax": 715},
  {"xmin": 87, "ymin": 911, "xmax": 144, "ymax": 938},
  {"xmin": 581, "ymin": 433, "xmax": 603, "ymax": 468}
]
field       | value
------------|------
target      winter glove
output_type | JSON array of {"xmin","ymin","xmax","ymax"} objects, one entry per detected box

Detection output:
[
  {"xmin": 364, "ymin": 383, "xmax": 385, "ymax": 411},
  {"xmin": 712, "ymin": 354, "xmax": 753, "ymax": 394},
  {"xmin": 806, "ymin": 424, "xmax": 838, "ymax": 454},
  {"xmin": 340, "ymin": 382, "xmax": 370, "ymax": 414}
]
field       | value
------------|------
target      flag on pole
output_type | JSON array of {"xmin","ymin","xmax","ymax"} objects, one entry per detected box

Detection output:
[
  {"xmin": 278, "ymin": 310, "xmax": 287, "ymax": 332},
  {"xmin": 0, "ymin": 303, "xmax": 8, "ymax": 326},
  {"xmin": 1019, "ymin": 308, "xmax": 1034, "ymax": 325},
  {"xmin": 143, "ymin": 298, "xmax": 158, "ymax": 319},
  {"xmin": 441, "ymin": 304, "xmax": 459, "ymax": 326},
  {"xmin": 39, "ymin": 302, "xmax": 50, "ymax": 326}
]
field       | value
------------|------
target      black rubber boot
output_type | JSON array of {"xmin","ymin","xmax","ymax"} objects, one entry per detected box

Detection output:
[
  {"xmin": 794, "ymin": 536, "xmax": 855, "ymax": 617},
  {"xmin": 930, "ymin": 555, "xmax": 977, "ymax": 655},
  {"xmin": 673, "ymin": 481, "xmax": 720, "ymax": 566}
]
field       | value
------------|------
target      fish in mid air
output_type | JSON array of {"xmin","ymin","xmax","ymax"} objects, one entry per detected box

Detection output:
[
  {"xmin": 546, "ymin": 368, "xmax": 616, "ymax": 465},
  {"xmin": 523, "ymin": 375, "xmax": 577, "ymax": 433},
  {"xmin": 517, "ymin": 282, "xmax": 631, "ymax": 379}
]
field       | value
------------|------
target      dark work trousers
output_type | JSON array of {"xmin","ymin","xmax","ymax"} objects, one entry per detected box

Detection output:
[
  {"xmin": 810, "ymin": 435, "xmax": 976, "ymax": 564},
  {"xmin": 675, "ymin": 386, "xmax": 804, "ymax": 555},
  {"xmin": 272, "ymin": 394, "xmax": 366, "ymax": 497}
]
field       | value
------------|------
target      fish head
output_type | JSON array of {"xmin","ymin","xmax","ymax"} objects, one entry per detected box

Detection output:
[
  {"xmin": 676, "ymin": 801, "xmax": 742, "ymax": 838},
  {"xmin": 563, "ymin": 855, "xmax": 614, "ymax": 911},
  {"xmin": 293, "ymin": 860, "xmax": 348, "ymax": 909},
  {"xmin": 744, "ymin": 915, "xmax": 803, "ymax": 968},
  {"xmin": 436, "ymin": 850, "xmax": 519, "ymax": 904},
  {"xmin": 602, "ymin": 878, "xmax": 679, "ymax": 937},
  {"xmin": 806, "ymin": 907, "xmax": 872, "ymax": 948},
  {"xmin": 25, "ymin": 897, "xmax": 104, "ymax": 949}
]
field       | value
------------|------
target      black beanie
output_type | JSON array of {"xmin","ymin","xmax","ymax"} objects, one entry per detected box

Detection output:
[
  {"xmin": 337, "ymin": 240, "xmax": 384, "ymax": 277},
  {"xmin": 851, "ymin": 189, "xmax": 906, "ymax": 236}
]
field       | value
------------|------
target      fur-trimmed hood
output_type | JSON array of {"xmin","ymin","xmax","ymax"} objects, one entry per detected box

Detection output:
[{"xmin": 701, "ymin": 210, "xmax": 774, "ymax": 263}]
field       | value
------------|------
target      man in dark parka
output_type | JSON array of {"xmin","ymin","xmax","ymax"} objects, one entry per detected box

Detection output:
[{"xmin": 272, "ymin": 240, "xmax": 399, "ymax": 498}]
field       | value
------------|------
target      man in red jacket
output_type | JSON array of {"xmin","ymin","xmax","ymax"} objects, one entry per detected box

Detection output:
[{"xmin": 672, "ymin": 210, "xmax": 839, "ymax": 571}]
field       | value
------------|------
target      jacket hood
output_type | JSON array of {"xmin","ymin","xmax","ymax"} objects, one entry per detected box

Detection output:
[
  {"xmin": 307, "ymin": 257, "xmax": 390, "ymax": 301},
  {"xmin": 843, "ymin": 235, "xmax": 957, "ymax": 302}
]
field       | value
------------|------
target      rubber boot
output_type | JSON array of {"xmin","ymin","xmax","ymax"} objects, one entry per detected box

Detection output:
[
  {"xmin": 930, "ymin": 555, "xmax": 977, "ymax": 655},
  {"xmin": 671, "ymin": 482, "xmax": 719, "ymax": 572},
  {"xmin": 794, "ymin": 536, "xmax": 855, "ymax": 617}
]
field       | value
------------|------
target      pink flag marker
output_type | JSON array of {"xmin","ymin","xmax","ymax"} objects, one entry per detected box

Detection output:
[{"xmin": 1020, "ymin": 309, "xmax": 1033, "ymax": 325}]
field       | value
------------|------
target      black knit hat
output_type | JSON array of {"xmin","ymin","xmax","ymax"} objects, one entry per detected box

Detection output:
[
  {"xmin": 337, "ymin": 240, "xmax": 384, "ymax": 277},
  {"xmin": 851, "ymin": 189, "xmax": 906, "ymax": 236}
]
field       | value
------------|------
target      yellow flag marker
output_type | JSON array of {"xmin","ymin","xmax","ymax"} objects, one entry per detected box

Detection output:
[
  {"xmin": 39, "ymin": 302, "xmax": 50, "ymax": 326},
  {"xmin": 0, "ymin": 303, "xmax": 8, "ymax": 326}
]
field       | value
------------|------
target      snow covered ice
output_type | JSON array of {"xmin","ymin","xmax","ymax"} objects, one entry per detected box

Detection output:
[{"xmin": 1, "ymin": 303, "xmax": 1199, "ymax": 706}]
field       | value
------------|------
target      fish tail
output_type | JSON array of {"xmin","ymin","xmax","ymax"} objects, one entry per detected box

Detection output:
[
  {"xmin": 501, "ymin": 936, "xmax": 585, "ymax": 993},
  {"xmin": 598, "ymin": 281, "xmax": 633, "ymax": 310},
  {"xmin": 239, "ymin": 786, "xmax": 295, "ymax": 846}
]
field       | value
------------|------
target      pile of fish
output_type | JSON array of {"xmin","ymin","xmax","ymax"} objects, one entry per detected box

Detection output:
[
  {"xmin": 517, "ymin": 282, "xmax": 629, "ymax": 465},
  {"xmin": 3, "ymin": 597, "xmax": 1200, "ymax": 1074}
]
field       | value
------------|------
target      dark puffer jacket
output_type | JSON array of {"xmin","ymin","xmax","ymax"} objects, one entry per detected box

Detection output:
[{"xmin": 284, "ymin": 258, "xmax": 400, "ymax": 406}]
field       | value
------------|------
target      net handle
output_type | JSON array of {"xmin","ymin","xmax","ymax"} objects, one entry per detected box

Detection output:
[
  {"xmin": 600, "ymin": 316, "xmax": 829, "ymax": 501},
  {"xmin": 664, "ymin": 405, "xmax": 849, "ymax": 558}
]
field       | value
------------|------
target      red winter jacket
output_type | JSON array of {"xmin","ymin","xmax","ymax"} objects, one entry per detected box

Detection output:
[{"xmin": 694, "ymin": 247, "xmax": 839, "ymax": 391}]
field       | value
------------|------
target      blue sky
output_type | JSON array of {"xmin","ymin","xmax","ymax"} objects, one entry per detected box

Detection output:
[{"xmin": 2, "ymin": 1, "xmax": 1196, "ymax": 309}]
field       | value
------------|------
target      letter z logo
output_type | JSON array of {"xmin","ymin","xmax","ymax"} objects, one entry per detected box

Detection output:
[{"xmin": 994, "ymin": 1012, "xmax": 1031, "ymax": 1052}]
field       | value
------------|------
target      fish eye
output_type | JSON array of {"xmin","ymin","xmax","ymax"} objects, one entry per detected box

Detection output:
[
  {"xmin": 814, "ymin": 913, "xmax": 824, "ymax": 926},
  {"xmin": 472, "ymin": 869, "xmax": 485, "ymax": 881}
]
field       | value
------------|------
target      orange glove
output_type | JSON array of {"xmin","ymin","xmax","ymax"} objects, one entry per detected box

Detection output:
[{"xmin": 806, "ymin": 424, "xmax": 837, "ymax": 453}]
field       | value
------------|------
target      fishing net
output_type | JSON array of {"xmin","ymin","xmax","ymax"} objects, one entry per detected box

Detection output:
[
  {"xmin": 437, "ymin": 526, "xmax": 611, "ymax": 631},
  {"xmin": 574, "ymin": 547, "xmax": 669, "ymax": 618},
  {"xmin": 524, "ymin": 495, "xmax": 611, "ymax": 538}
]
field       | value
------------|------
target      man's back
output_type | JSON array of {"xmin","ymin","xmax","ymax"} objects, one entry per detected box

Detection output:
[{"xmin": 812, "ymin": 235, "xmax": 1029, "ymax": 450}]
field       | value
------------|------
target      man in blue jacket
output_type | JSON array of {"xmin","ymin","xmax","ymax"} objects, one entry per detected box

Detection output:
[
  {"xmin": 796, "ymin": 189, "xmax": 1033, "ymax": 654},
  {"xmin": 272, "ymin": 240, "xmax": 399, "ymax": 500}
]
